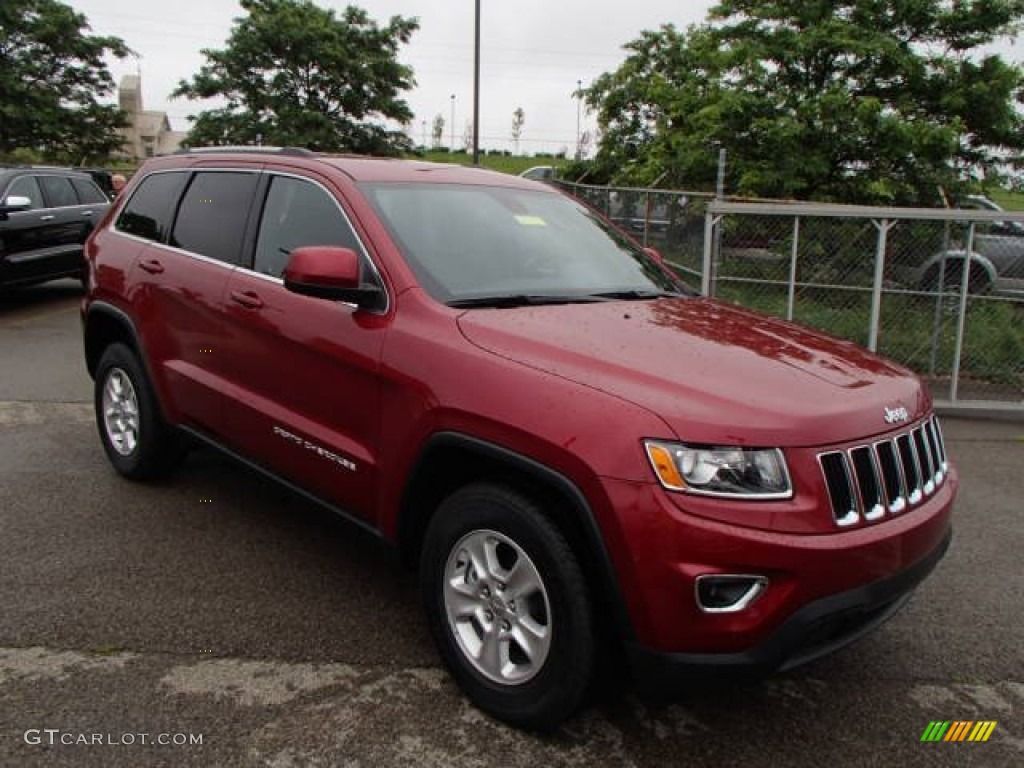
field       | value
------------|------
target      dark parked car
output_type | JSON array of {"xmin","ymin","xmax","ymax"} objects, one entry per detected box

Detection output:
[
  {"xmin": 0, "ymin": 166, "xmax": 110, "ymax": 290},
  {"xmin": 82, "ymin": 148, "xmax": 954, "ymax": 729}
]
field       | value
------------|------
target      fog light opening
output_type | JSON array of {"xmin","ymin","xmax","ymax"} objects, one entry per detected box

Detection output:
[{"xmin": 695, "ymin": 574, "xmax": 769, "ymax": 613}]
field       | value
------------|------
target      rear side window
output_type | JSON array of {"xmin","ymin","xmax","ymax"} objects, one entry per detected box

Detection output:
[
  {"xmin": 254, "ymin": 176, "xmax": 362, "ymax": 277},
  {"xmin": 4, "ymin": 176, "xmax": 43, "ymax": 209},
  {"xmin": 70, "ymin": 178, "xmax": 108, "ymax": 204},
  {"xmin": 117, "ymin": 172, "xmax": 188, "ymax": 242},
  {"xmin": 38, "ymin": 176, "xmax": 78, "ymax": 208},
  {"xmin": 170, "ymin": 172, "xmax": 259, "ymax": 266}
]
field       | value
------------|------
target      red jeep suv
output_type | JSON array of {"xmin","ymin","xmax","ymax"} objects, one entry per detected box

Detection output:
[{"xmin": 82, "ymin": 148, "xmax": 955, "ymax": 729}]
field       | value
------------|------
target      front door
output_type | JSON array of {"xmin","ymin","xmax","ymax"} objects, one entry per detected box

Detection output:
[{"xmin": 220, "ymin": 173, "xmax": 389, "ymax": 521}]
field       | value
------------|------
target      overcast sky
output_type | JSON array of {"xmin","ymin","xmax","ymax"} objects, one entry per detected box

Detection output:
[
  {"xmin": 67, "ymin": 0, "xmax": 1021, "ymax": 156},
  {"xmin": 66, "ymin": 0, "xmax": 715, "ymax": 154}
]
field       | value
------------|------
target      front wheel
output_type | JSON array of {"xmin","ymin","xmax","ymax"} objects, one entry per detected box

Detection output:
[{"xmin": 420, "ymin": 483, "xmax": 595, "ymax": 730}]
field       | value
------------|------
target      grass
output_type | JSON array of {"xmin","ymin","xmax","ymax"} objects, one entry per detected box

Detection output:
[
  {"xmin": 986, "ymin": 189, "xmax": 1024, "ymax": 211},
  {"xmin": 715, "ymin": 278, "xmax": 1024, "ymax": 392},
  {"xmin": 413, "ymin": 150, "xmax": 566, "ymax": 177}
]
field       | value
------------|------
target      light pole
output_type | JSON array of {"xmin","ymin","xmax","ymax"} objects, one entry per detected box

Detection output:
[
  {"xmin": 421, "ymin": 119, "xmax": 426, "ymax": 149},
  {"xmin": 575, "ymin": 79, "xmax": 582, "ymax": 160},
  {"xmin": 450, "ymin": 94, "xmax": 456, "ymax": 151}
]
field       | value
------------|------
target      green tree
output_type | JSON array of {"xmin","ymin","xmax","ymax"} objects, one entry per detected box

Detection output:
[
  {"xmin": 586, "ymin": 1, "xmax": 1024, "ymax": 203},
  {"xmin": 173, "ymin": 0, "xmax": 418, "ymax": 155},
  {"xmin": 0, "ymin": 0, "xmax": 131, "ymax": 160}
]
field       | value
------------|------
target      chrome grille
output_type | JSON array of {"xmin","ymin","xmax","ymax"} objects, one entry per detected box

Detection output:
[{"xmin": 819, "ymin": 416, "xmax": 948, "ymax": 527}]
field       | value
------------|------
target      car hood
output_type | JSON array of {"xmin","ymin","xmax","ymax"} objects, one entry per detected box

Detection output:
[{"xmin": 456, "ymin": 297, "xmax": 930, "ymax": 447}]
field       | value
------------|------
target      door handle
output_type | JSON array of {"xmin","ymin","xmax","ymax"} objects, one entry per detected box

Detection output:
[
  {"xmin": 230, "ymin": 290, "xmax": 264, "ymax": 309},
  {"xmin": 138, "ymin": 259, "xmax": 164, "ymax": 274},
  {"xmin": 39, "ymin": 215, "xmax": 55, "ymax": 221},
  {"xmin": 81, "ymin": 210, "xmax": 93, "ymax": 217}
]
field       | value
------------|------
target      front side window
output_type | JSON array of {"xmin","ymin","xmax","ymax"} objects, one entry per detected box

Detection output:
[
  {"xmin": 254, "ymin": 176, "xmax": 361, "ymax": 278},
  {"xmin": 170, "ymin": 172, "xmax": 259, "ymax": 265},
  {"xmin": 4, "ymin": 176, "xmax": 43, "ymax": 209},
  {"xmin": 117, "ymin": 172, "xmax": 188, "ymax": 242},
  {"xmin": 361, "ymin": 183, "xmax": 686, "ymax": 304},
  {"xmin": 38, "ymin": 176, "xmax": 78, "ymax": 208}
]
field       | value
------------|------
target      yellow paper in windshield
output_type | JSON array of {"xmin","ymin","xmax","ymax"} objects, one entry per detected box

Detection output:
[{"xmin": 515, "ymin": 215, "xmax": 547, "ymax": 227}]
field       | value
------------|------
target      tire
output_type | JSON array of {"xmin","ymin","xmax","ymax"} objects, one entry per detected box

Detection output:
[
  {"xmin": 420, "ymin": 483, "xmax": 595, "ymax": 730},
  {"xmin": 924, "ymin": 262, "xmax": 991, "ymax": 295},
  {"xmin": 94, "ymin": 342, "xmax": 184, "ymax": 480}
]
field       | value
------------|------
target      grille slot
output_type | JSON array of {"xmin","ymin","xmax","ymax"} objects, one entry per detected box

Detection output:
[
  {"xmin": 850, "ymin": 447, "xmax": 884, "ymax": 520},
  {"xmin": 819, "ymin": 417, "xmax": 947, "ymax": 527},
  {"xmin": 820, "ymin": 452, "xmax": 858, "ymax": 526}
]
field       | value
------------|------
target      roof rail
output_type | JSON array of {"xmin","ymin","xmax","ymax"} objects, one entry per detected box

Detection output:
[{"xmin": 174, "ymin": 146, "xmax": 317, "ymax": 157}]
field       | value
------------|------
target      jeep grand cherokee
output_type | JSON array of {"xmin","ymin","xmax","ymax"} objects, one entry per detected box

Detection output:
[{"xmin": 82, "ymin": 147, "xmax": 955, "ymax": 729}]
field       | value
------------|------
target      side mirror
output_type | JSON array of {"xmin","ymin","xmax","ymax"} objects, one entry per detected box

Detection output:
[
  {"xmin": 283, "ymin": 246, "xmax": 383, "ymax": 309},
  {"xmin": 0, "ymin": 195, "xmax": 32, "ymax": 214}
]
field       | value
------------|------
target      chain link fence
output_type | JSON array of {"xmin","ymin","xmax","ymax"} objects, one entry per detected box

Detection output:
[{"xmin": 557, "ymin": 181, "xmax": 1024, "ymax": 412}]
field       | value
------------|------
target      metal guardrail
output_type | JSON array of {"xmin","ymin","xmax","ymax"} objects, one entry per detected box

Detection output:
[{"xmin": 557, "ymin": 181, "xmax": 1024, "ymax": 414}]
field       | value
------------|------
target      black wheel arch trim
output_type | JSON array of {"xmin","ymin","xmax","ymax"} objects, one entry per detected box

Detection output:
[
  {"xmin": 83, "ymin": 300, "xmax": 146, "ymax": 377},
  {"xmin": 401, "ymin": 430, "xmax": 638, "ymax": 645}
]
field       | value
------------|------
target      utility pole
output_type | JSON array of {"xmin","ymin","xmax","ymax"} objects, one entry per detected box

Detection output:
[
  {"xmin": 450, "ymin": 94, "xmax": 456, "ymax": 151},
  {"xmin": 421, "ymin": 120, "xmax": 426, "ymax": 149},
  {"xmin": 575, "ymin": 79, "xmax": 582, "ymax": 160},
  {"xmin": 472, "ymin": 0, "xmax": 481, "ymax": 165}
]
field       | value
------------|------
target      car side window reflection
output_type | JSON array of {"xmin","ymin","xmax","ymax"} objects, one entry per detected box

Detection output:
[
  {"xmin": 6, "ymin": 176, "xmax": 43, "ymax": 209},
  {"xmin": 38, "ymin": 175, "xmax": 78, "ymax": 208},
  {"xmin": 171, "ymin": 172, "xmax": 259, "ymax": 266},
  {"xmin": 117, "ymin": 172, "xmax": 188, "ymax": 242},
  {"xmin": 254, "ymin": 176, "xmax": 361, "ymax": 278}
]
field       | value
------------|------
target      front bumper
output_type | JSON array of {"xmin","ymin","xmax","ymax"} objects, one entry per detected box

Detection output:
[
  {"xmin": 593, "ymin": 465, "xmax": 955, "ymax": 683},
  {"xmin": 625, "ymin": 526, "xmax": 950, "ymax": 689}
]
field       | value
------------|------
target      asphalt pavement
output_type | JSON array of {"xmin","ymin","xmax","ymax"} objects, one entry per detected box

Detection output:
[{"xmin": 0, "ymin": 280, "xmax": 1021, "ymax": 767}]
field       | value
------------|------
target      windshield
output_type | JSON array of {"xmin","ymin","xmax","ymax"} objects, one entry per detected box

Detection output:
[{"xmin": 361, "ymin": 182, "xmax": 688, "ymax": 305}]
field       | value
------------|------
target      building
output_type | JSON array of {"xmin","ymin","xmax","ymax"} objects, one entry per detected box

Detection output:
[{"xmin": 115, "ymin": 75, "xmax": 188, "ymax": 160}]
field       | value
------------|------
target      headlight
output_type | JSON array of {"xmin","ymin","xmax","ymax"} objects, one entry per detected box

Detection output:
[{"xmin": 644, "ymin": 440, "xmax": 792, "ymax": 498}]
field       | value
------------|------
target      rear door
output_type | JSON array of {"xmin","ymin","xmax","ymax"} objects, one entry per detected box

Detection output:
[
  {"xmin": 124, "ymin": 168, "xmax": 261, "ymax": 435},
  {"xmin": 36, "ymin": 174, "xmax": 89, "ymax": 278},
  {"xmin": 219, "ymin": 171, "xmax": 389, "ymax": 520}
]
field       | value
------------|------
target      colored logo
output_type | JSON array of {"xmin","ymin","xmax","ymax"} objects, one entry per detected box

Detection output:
[{"xmin": 920, "ymin": 721, "xmax": 997, "ymax": 742}]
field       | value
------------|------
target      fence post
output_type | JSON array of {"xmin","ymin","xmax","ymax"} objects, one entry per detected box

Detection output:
[
  {"xmin": 702, "ymin": 211, "xmax": 718, "ymax": 296},
  {"xmin": 643, "ymin": 190, "xmax": 651, "ymax": 247},
  {"xmin": 949, "ymin": 222, "xmax": 976, "ymax": 403},
  {"xmin": 787, "ymin": 217, "xmax": 801, "ymax": 322},
  {"xmin": 928, "ymin": 221, "xmax": 952, "ymax": 379},
  {"xmin": 868, "ymin": 219, "xmax": 896, "ymax": 352}
]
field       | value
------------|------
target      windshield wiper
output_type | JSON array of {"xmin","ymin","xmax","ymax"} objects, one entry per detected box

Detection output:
[
  {"xmin": 447, "ymin": 294, "xmax": 610, "ymax": 309},
  {"xmin": 586, "ymin": 289, "xmax": 685, "ymax": 301}
]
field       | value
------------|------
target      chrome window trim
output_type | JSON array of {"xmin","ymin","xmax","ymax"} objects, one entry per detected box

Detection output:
[
  {"xmin": 112, "ymin": 167, "xmax": 390, "ymax": 315},
  {"xmin": 242, "ymin": 169, "xmax": 390, "ymax": 315},
  {"xmin": 3, "ymin": 172, "xmax": 94, "ymax": 213}
]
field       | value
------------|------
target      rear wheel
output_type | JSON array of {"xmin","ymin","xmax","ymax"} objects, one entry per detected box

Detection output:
[
  {"xmin": 924, "ymin": 261, "xmax": 991, "ymax": 295},
  {"xmin": 421, "ymin": 483, "xmax": 595, "ymax": 730},
  {"xmin": 95, "ymin": 343, "xmax": 185, "ymax": 479}
]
